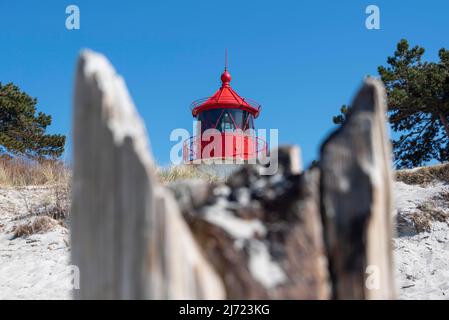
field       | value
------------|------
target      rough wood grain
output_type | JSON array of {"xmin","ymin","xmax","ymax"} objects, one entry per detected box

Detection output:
[
  {"xmin": 71, "ymin": 50, "xmax": 224, "ymax": 299},
  {"xmin": 320, "ymin": 78, "xmax": 395, "ymax": 299},
  {"xmin": 171, "ymin": 147, "xmax": 330, "ymax": 299}
]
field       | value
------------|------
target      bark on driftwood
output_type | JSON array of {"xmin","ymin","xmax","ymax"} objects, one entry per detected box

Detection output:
[
  {"xmin": 170, "ymin": 147, "xmax": 330, "ymax": 299},
  {"xmin": 71, "ymin": 50, "xmax": 224, "ymax": 299},
  {"xmin": 320, "ymin": 78, "xmax": 395, "ymax": 299}
]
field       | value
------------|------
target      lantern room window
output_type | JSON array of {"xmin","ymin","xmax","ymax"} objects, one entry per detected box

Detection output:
[{"xmin": 198, "ymin": 108, "xmax": 255, "ymax": 133}]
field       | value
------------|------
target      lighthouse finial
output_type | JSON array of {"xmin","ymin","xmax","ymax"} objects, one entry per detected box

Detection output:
[
  {"xmin": 221, "ymin": 49, "xmax": 231, "ymax": 86},
  {"xmin": 225, "ymin": 48, "xmax": 228, "ymax": 71}
]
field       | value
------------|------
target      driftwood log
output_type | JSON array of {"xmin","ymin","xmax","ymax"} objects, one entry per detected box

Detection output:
[
  {"xmin": 320, "ymin": 79, "xmax": 395, "ymax": 299},
  {"xmin": 170, "ymin": 152, "xmax": 330, "ymax": 299},
  {"xmin": 71, "ymin": 51, "xmax": 396, "ymax": 299},
  {"xmin": 71, "ymin": 50, "xmax": 224, "ymax": 299}
]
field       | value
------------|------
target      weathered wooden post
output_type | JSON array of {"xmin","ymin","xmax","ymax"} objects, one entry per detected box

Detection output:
[
  {"xmin": 71, "ymin": 50, "xmax": 224, "ymax": 299},
  {"xmin": 320, "ymin": 78, "xmax": 396, "ymax": 299},
  {"xmin": 171, "ymin": 147, "xmax": 331, "ymax": 299}
]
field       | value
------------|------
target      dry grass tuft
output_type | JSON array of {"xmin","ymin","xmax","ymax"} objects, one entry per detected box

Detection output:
[
  {"xmin": 157, "ymin": 165, "xmax": 219, "ymax": 184},
  {"xmin": 411, "ymin": 202, "xmax": 449, "ymax": 233},
  {"xmin": 396, "ymin": 163, "xmax": 449, "ymax": 186},
  {"xmin": 0, "ymin": 157, "xmax": 70, "ymax": 187},
  {"xmin": 11, "ymin": 216, "xmax": 61, "ymax": 239},
  {"xmin": 37, "ymin": 184, "xmax": 71, "ymax": 221},
  {"xmin": 10, "ymin": 184, "xmax": 70, "ymax": 238}
]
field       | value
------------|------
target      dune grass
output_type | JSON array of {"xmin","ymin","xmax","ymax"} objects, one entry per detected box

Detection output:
[
  {"xmin": 396, "ymin": 163, "xmax": 449, "ymax": 186},
  {"xmin": 2, "ymin": 155, "xmax": 447, "ymax": 188},
  {"xmin": 157, "ymin": 165, "xmax": 220, "ymax": 184},
  {"xmin": 0, "ymin": 156, "xmax": 220, "ymax": 187},
  {"xmin": 0, "ymin": 157, "xmax": 70, "ymax": 187}
]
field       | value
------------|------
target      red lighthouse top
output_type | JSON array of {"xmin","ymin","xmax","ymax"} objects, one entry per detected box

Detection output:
[
  {"xmin": 183, "ymin": 58, "xmax": 267, "ymax": 163},
  {"xmin": 190, "ymin": 68, "xmax": 261, "ymax": 118}
]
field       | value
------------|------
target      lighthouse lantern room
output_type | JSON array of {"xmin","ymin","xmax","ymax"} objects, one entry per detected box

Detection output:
[{"xmin": 183, "ymin": 61, "xmax": 267, "ymax": 163}]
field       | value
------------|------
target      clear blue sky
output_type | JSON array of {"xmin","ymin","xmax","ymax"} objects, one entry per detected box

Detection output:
[{"xmin": 1, "ymin": 1, "xmax": 448, "ymax": 166}]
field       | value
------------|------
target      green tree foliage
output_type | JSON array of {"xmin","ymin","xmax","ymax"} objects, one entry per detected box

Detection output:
[
  {"xmin": 0, "ymin": 82, "xmax": 65, "ymax": 159},
  {"xmin": 332, "ymin": 105, "xmax": 350, "ymax": 125},
  {"xmin": 333, "ymin": 39, "xmax": 449, "ymax": 168}
]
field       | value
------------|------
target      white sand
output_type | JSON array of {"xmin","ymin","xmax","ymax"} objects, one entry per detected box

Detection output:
[
  {"xmin": 393, "ymin": 181, "xmax": 449, "ymax": 299},
  {"xmin": 0, "ymin": 181, "xmax": 448, "ymax": 299},
  {"xmin": 0, "ymin": 187, "xmax": 73, "ymax": 300}
]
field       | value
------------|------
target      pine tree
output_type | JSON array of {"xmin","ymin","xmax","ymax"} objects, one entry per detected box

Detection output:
[
  {"xmin": 0, "ymin": 82, "xmax": 65, "ymax": 159},
  {"xmin": 333, "ymin": 39, "xmax": 449, "ymax": 168},
  {"xmin": 332, "ymin": 105, "xmax": 350, "ymax": 125}
]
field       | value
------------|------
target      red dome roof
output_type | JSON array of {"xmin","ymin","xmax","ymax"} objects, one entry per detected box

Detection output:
[{"xmin": 191, "ymin": 69, "xmax": 261, "ymax": 118}]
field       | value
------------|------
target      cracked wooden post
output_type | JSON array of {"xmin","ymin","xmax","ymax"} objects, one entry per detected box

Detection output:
[
  {"xmin": 320, "ymin": 78, "xmax": 396, "ymax": 299},
  {"xmin": 71, "ymin": 50, "xmax": 224, "ymax": 299}
]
